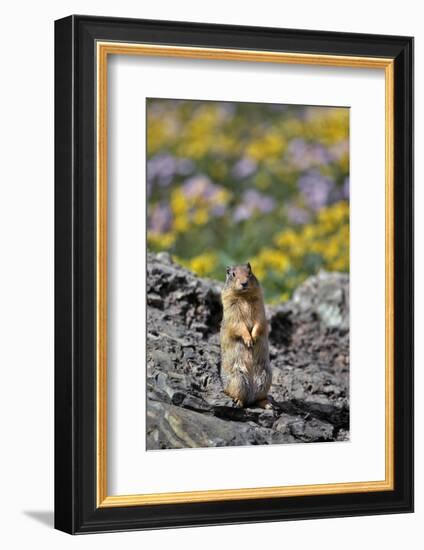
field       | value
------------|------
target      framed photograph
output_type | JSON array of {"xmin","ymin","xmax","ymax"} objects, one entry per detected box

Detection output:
[{"xmin": 54, "ymin": 15, "xmax": 413, "ymax": 534}]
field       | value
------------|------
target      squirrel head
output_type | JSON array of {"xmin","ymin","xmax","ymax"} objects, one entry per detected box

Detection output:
[{"xmin": 224, "ymin": 263, "xmax": 260, "ymax": 294}]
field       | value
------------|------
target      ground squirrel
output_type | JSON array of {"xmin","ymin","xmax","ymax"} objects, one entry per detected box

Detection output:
[{"xmin": 220, "ymin": 263, "xmax": 272, "ymax": 408}]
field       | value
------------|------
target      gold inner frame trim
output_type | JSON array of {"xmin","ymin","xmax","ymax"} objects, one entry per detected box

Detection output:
[{"xmin": 96, "ymin": 41, "xmax": 395, "ymax": 508}]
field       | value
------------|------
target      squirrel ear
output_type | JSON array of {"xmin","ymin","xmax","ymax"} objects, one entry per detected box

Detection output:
[
  {"xmin": 226, "ymin": 266, "xmax": 231, "ymax": 274},
  {"xmin": 247, "ymin": 262, "xmax": 251, "ymax": 271}
]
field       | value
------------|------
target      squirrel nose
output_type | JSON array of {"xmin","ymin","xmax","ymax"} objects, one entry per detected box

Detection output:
[{"xmin": 241, "ymin": 281, "xmax": 248, "ymax": 288}]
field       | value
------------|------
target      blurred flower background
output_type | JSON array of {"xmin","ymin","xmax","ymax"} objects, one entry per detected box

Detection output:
[{"xmin": 147, "ymin": 99, "xmax": 349, "ymax": 303}]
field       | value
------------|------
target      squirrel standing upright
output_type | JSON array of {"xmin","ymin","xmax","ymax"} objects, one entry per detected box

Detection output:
[{"xmin": 220, "ymin": 263, "xmax": 272, "ymax": 408}]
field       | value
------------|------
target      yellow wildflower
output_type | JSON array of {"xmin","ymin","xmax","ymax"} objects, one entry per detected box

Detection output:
[
  {"xmin": 170, "ymin": 188, "xmax": 188, "ymax": 216},
  {"xmin": 174, "ymin": 216, "xmax": 189, "ymax": 233},
  {"xmin": 192, "ymin": 208, "xmax": 209, "ymax": 225},
  {"xmin": 147, "ymin": 231, "xmax": 176, "ymax": 249},
  {"xmin": 251, "ymin": 248, "xmax": 290, "ymax": 276},
  {"xmin": 188, "ymin": 252, "xmax": 218, "ymax": 277},
  {"xmin": 246, "ymin": 132, "xmax": 286, "ymax": 161},
  {"xmin": 274, "ymin": 229, "xmax": 298, "ymax": 249}
]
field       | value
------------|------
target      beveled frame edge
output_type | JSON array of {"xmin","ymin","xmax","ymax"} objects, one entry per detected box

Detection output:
[{"xmin": 96, "ymin": 41, "xmax": 394, "ymax": 508}]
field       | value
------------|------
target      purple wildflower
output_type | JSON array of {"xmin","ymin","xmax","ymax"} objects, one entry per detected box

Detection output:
[
  {"xmin": 233, "ymin": 189, "xmax": 275, "ymax": 222},
  {"xmin": 211, "ymin": 204, "xmax": 226, "ymax": 217},
  {"xmin": 330, "ymin": 139, "xmax": 349, "ymax": 161},
  {"xmin": 147, "ymin": 154, "xmax": 176, "ymax": 188},
  {"xmin": 148, "ymin": 202, "xmax": 172, "ymax": 234},
  {"xmin": 182, "ymin": 175, "xmax": 215, "ymax": 199},
  {"xmin": 177, "ymin": 158, "xmax": 195, "ymax": 176},
  {"xmin": 217, "ymin": 102, "xmax": 236, "ymax": 118},
  {"xmin": 342, "ymin": 177, "xmax": 350, "ymax": 200},
  {"xmin": 182, "ymin": 175, "xmax": 229, "ymax": 217},
  {"xmin": 233, "ymin": 204, "xmax": 252, "ymax": 222},
  {"xmin": 297, "ymin": 170, "xmax": 336, "ymax": 211},
  {"xmin": 244, "ymin": 190, "xmax": 275, "ymax": 213},
  {"xmin": 286, "ymin": 205, "xmax": 311, "ymax": 225},
  {"xmin": 147, "ymin": 153, "xmax": 194, "ymax": 190},
  {"xmin": 288, "ymin": 138, "xmax": 333, "ymax": 170},
  {"xmin": 232, "ymin": 157, "xmax": 258, "ymax": 179}
]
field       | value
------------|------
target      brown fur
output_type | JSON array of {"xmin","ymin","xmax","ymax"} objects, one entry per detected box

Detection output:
[{"xmin": 220, "ymin": 263, "xmax": 272, "ymax": 408}]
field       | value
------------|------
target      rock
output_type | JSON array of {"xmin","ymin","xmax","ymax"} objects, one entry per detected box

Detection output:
[
  {"xmin": 147, "ymin": 400, "xmax": 276, "ymax": 449},
  {"xmin": 146, "ymin": 252, "xmax": 349, "ymax": 450},
  {"xmin": 289, "ymin": 417, "xmax": 334, "ymax": 442},
  {"xmin": 292, "ymin": 270, "xmax": 349, "ymax": 330},
  {"xmin": 147, "ymin": 252, "xmax": 223, "ymax": 335}
]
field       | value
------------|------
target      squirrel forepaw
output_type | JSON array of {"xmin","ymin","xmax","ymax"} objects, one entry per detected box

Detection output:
[{"xmin": 243, "ymin": 335, "xmax": 253, "ymax": 348}]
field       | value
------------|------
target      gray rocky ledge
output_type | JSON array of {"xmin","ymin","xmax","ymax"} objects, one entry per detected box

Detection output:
[{"xmin": 146, "ymin": 252, "xmax": 349, "ymax": 450}]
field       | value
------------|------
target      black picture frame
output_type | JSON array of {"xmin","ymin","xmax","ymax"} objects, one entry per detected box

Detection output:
[{"xmin": 55, "ymin": 14, "xmax": 414, "ymax": 534}]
